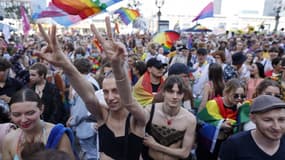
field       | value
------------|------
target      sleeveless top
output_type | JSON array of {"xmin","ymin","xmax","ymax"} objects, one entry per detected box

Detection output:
[
  {"xmin": 142, "ymin": 104, "xmax": 186, "ymax": 160},
  {"xmin": 14, "ymin": 122, "xmax": 47, "ymax": 160},
  {"xmin": 98, "ymin": 113, "xmax": 143, "ymax": 160}
]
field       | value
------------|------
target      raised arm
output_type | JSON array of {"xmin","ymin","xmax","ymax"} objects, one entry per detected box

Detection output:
[
  {"xmin": 90, "ymin": 17, "xmax": 147, "ymax": 126},
  {"xmin": 36, "ymin": 24, "xmax": 105, "ymax": 122}
]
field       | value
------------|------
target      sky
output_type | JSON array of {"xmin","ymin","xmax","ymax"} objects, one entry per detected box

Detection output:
[
  {"xmin": 41, "ymin": 0, "xmax": 284, "ymax": 32},
  {"xmin": 108, "ymin": 0, "xmax": 214, "ymax": 17},
  {"xmin": 107, "ymin": 0, "xmax": 266, "ymax": 18},
  {"xmin": 42, "ymin": 0, "xmax": 271, "ymax": 20}
]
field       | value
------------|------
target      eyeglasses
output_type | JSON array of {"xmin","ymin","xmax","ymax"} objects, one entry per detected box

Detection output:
[
  {"xmin": 233, "ymin": 94, "xmax": 246, "ymax": 99},
  {"xmin": 264, "ymin": 92, "xmax": 281, "ymax": 98}
]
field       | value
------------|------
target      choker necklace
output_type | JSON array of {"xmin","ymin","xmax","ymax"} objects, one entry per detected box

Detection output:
[{"xmin": 162, "ymin": 105, "xmax": 180, "ymax": 125}]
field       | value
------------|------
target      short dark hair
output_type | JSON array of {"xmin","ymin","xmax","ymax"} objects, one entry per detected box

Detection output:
[
  {"xmin": 30, "ymin": 63, "xmax": 48, "ymax": 78},
  {"xmin": 272, "ymin": 57, "xmax": 282, "ymax": 67},
  {"xmin": 134, "ymin": 61, "xmax": 147, "ymax": 76},
  {"xmin": 162, "ymin": 75, "xmax": 187, "ymax": 94},
  {"xmin": 0, "ymin": 57, "xmax": 12, "ymax": 71},
  {"xmin": 74, "ymin": 58, "xmax": 92, "ymax": 74}
]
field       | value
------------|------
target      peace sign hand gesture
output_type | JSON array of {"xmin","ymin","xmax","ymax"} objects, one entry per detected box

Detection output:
[
  {"xmin": 91, "ymin": 17, "xmax": 127, "ymax": 66},
  {"xmin": 36, "ymin": 24, "xmax": 71, "ymax": 69}
]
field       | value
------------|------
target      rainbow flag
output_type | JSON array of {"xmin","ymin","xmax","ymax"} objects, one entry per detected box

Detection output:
[
  {"xmin": 235, "ymin": 100, "xmax": 252, "ymax": 132},
  {"xmin": 114, "ymin": 7, "xmax": 140, "ymax": 25},
  {"xmin": 192, "ymin": 1, "xmax": 214, "ymax": 22},
  {"xmin": 32, "ymin": 0, "xmax": 122, "ymax": 26},
  {"xmin": 133, "ymin": 72, "xmax": 164, "ymax": 106},
  {"xmin": 197, "ymin": 98, "xmax": 252, "ymax": 152},
  {"xmin": 197, "ymin": 97, "xmax": 236, "ymax": 152}
]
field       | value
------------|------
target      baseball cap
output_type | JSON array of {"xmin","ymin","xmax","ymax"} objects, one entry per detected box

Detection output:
[
  {"xmin": 146, "ymin": 57, "xmax": 167, "ymax": 69},
  {"xmin": 179, "ymin": 45, "xmax": 188, "ymax": 51},
  {"xmin": 168, "ymin": 63, "xmax": 189, "ymax": 75},
  {"xmin": 250, "ymin": 95, "xmax": 285, "ymax": 113}
]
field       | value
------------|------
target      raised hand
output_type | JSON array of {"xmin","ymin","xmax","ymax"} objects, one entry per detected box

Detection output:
[
  {"xmin": 36, "ymin": 24, "xmax": 70, "ymax": 68},
  {"xmin": 90, "ymin": 17, "xmax": 127, "ymax": 66}
]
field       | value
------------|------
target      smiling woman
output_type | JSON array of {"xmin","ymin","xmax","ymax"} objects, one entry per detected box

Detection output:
[{"xmin": 1, "ymin": 88, "xmax": 76, "ymax": 160}]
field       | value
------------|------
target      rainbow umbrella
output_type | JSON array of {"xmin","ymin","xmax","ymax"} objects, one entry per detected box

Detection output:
[{"xmin": 152, "ymin": 31, "xmax": 180, "ymax": 51}]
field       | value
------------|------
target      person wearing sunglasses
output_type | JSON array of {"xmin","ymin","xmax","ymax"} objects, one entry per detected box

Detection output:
[
  {"xmin": 133, "ymin": 57, "xmax": 166, "ymax": 106},
  {"xmin": 237, "ymin": 79, "xmax": 281, "ymax": 132},
  {"xmin": 196, "ymin": 78, "xmax": 246, "ymax": 160},
  {"xmin": 219, "ymin": 95, "xmax": 285, "ymax": 160}
]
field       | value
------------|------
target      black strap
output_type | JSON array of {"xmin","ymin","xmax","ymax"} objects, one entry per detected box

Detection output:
[
  {"xmin": 91, "ymin": 83, "xmax": 99, "ymax": 91},
  {"xmin": 124, "ymin": 113, "xmax": 131, "ymax": 159},
  {"xmin": 146, "ymin": 104, "xmax": 155, "ymax": 133},
  {"xmin": 69, "ymin": 115, "xmax": 97, "ymax": 128}
]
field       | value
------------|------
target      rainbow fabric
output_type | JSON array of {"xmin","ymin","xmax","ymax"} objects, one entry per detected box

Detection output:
[
  {"xmin": 114, "ymin": 7, "xmax": 140, "ymax": 25},
  {"xmin": 32, "ymin": 0, "xmax": 122, "ymax": 26},
  {"xmin": 192, "ymin": 1, "xmax": 214, "ymax": 22},
  {"xmin": 152, "ymin": 31, "xmax": 180, "ymax": 51},
  {"xmin": 197, "ymin": 97, "xmax": 251, "ymax": 153},
  {"xmin": 133, "ymin": 72, "xmax": 164, "ymax": 106}
]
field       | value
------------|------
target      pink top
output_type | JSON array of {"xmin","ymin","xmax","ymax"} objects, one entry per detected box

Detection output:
[{"xmin": 247, "ymin": 78, "xmax": 263, "ymax": 99}]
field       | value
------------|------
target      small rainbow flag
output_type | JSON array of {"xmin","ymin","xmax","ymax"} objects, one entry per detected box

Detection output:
[
  {"xmin": 192, "ymin": 1, "xmax": 214, "ymax": 22},
  {"xmin": 114, "ymin": 7, "xmax": 140, "ymax": 25},
  {"xmin": 32, "ymin": 0, "xmax": 122, "ymax": 27}
]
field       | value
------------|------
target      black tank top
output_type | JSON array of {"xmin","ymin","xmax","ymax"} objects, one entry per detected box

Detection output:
[{"xmin": 98, "ymin": 113, "xmax": 143, "ymax": 160}]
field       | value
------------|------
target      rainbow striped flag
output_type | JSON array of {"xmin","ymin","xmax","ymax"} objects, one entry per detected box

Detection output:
[
  {"xmin": 114, "ymin": 7, "xmax": 140, "ymax": 25},
  {"xmin": 32, "ymin": 0, "xmax": 122, "ymax": 26},
  {"xmin": 192, "ymin": 1, "xmax": 214, "ymax": 22},
  {"xmin": 133, "ymin": 72, "xmax": 163, "ymax": 106},
  {"xmin": 197, "ymin": 97, "xmax": 251, "ymax": 152}
]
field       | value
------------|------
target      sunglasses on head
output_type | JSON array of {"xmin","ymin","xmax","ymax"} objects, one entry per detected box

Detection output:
[
  {"xmin": 264, "ymin": 92, "xmax": 281, "ymax": 98},
  {"xmin": 233, "ymin": 94, "xmax": 246, "ymax": 99}
]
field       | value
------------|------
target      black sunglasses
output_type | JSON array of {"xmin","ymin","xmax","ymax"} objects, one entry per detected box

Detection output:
[
  {"xmin": 233, "ymin": 94, "xmax": 246, "ymax": 99},
  {"xmin": 264, "ymin": 92, "xmax": 281, "ymax": 98}
]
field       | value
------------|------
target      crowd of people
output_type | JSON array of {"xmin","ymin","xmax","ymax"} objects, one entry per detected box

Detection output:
[{"xmin": 0, "ymin": 17, "xmax": 285, "ymax": 160}]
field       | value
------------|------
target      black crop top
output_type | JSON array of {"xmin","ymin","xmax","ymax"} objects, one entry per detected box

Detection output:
[{"xmin": 98, "ymin": 114, "xmax": 143, "ymax": 160}]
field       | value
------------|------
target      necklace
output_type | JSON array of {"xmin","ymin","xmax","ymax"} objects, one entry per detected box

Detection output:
[{"xmin": 162, "ymin": 105, "xmax": 180, "ymax": 125}]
